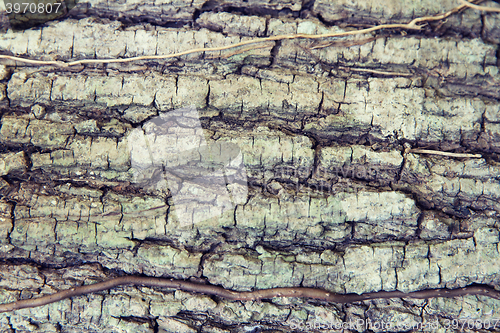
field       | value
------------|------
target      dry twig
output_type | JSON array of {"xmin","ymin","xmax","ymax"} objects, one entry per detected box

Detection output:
[
  {"xmin": 458, "ymin": 0, "xmax": 500, "ymax": 12},
  {"xmin": 407, "ymin": 148, "xmax": 482, "ymax": 158},
  {"xmin": 0, "ymin": 0, "xmax": 487, "ymax": 67}
]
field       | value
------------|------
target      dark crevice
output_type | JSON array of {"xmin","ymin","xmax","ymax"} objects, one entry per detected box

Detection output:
[
  {"xmin": 197, "ymin": 4, "xmax": 299, "ymax": 20},
  {"xmin": 115, "ymin": 315, "xmax": 158, "ymax": 330},
  {"xmin": 5, "ymin": 200, "xmax": 16, "ymax": 246},
  {"xmin": 0, "ymin": 256, "xmax": 94, "ymax": 270},
  {"xmin": 269, "ymin": 40, "xmax": 281, "ymax": 67},
  {"xmin": 496, "ymin": 44, "xmax": 500, "ymax": 68}
]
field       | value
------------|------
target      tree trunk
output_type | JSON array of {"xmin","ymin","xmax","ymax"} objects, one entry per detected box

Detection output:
[{"xmin": 0, "ymin": 0, "xmax": 499, "ymax": 332}]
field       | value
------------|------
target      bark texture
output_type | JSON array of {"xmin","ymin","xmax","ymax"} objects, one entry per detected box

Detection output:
[{"xmin": 0, "ymin": 0, "xmax": 500, "ymax": 332}]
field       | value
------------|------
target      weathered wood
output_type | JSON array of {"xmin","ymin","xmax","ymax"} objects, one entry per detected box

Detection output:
[{"xmin": 0, "ymin": 0, "xmax": 499, "ymax": 332}]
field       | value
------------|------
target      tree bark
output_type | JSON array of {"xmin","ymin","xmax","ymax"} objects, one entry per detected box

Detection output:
[{"xmin": 0, "ymin": 0, "xmax": 500, "ymax": 332}]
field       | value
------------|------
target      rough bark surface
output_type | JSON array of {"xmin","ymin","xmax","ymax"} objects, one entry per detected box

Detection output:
[{"xmin": 0, "ymin": 0, "xmax": 500, "ymax": 332}]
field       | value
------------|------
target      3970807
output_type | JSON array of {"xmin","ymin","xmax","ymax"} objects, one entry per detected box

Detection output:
[{"xmin": 5, "ymin": 1, "xmax": 62, "ymax": 14}]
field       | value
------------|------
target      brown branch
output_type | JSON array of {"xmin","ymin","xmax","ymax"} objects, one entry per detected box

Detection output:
[
  {"xmin": 0, "ymin": 276, "xmax": 499, "ymax": 313},
  {"xmin": 0, "ymin": 0, "xmax": 484, "ymax": 67}
]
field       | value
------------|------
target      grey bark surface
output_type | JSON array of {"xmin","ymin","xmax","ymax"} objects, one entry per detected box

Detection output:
[{"xmin": 0, "ymin": 0, "xmax": 500, "ymax": 332}]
